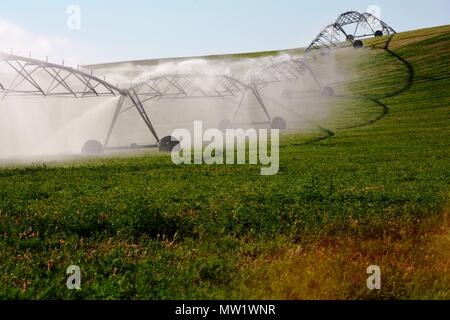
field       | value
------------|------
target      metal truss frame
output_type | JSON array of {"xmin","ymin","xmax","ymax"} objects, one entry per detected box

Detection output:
[
  {"xmin": 0, "ymin": 52, "xmax": 124, "ymax": 98},
  {"xmin": 305, "ymin": 11, "xmax": 396, "ymax": 60}
]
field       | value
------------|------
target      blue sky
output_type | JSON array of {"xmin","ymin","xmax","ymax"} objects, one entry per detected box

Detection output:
[{"xmin": 0, "ymin": 0, "xmax": 449, "ymax": 64}]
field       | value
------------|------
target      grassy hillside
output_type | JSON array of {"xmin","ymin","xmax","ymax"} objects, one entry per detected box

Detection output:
[{"xmin": 0, "ymin": 25, "xmax": 449, "ymax": 299}]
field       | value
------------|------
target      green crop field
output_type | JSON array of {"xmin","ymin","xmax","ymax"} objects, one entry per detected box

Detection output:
[{"xmin": 0, "ymin": 25, "xmax": 449, "ymax": 299}]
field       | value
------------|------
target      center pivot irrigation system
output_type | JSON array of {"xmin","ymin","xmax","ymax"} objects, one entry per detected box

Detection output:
[{"xmin": 0, "ymin": 11, "xmax": 395, "ymax": 155}]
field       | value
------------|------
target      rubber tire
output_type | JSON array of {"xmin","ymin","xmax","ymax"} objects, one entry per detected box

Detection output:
[
  {"xmin": 271, "ymin": 117, "xmax": 287, "ymax": 130},
  {"xmin": 322, "ymin": 87, "xmax": 334, "ymax": 97},
  {"xmin": 159, "ymin": 136, "xmax": 180, "ymax": 152},
  {"xmin": 218, "ymin": 119, "xmax": 233, "ymax": 132},
  {"xmin": 353, "ymin": 40, "xmax": 364, "ymax": 49},
  {"xmin": 374, "ymin": 30, "xmax": 383, "ymax": 37},
  {"xmin": 81, "ymin": 140, "xmax": 104, "ymax": 155}
]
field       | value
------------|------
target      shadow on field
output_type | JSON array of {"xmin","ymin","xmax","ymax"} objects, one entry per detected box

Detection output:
[
  {"xmin": 286, "ymin": 34, "xmax": 416, "ymax": 143},
  {"xmin": 338, "ymin": 35, "xmax": 415, "ymax": 130}
]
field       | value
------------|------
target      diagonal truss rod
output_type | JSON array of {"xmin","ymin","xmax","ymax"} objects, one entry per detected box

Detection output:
[{"xmin": 128, "ymin": 89, "xmax": 160, "ymax": 143}]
